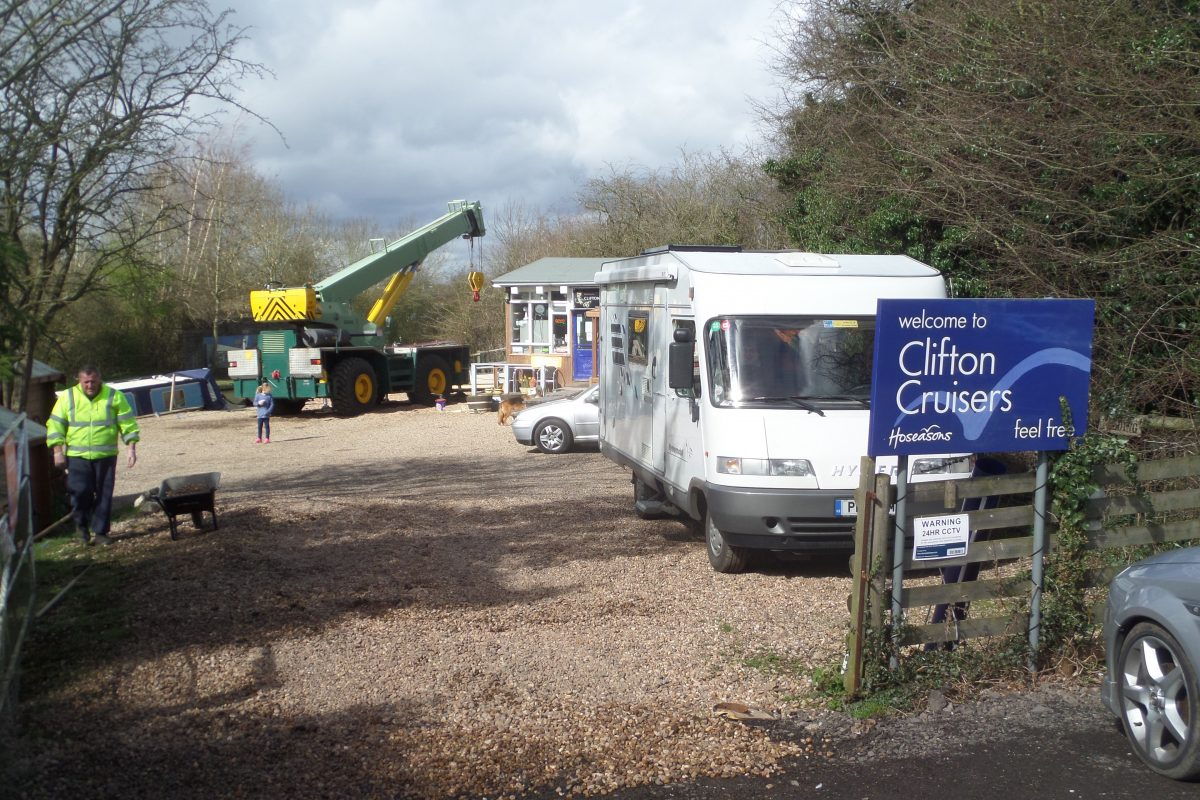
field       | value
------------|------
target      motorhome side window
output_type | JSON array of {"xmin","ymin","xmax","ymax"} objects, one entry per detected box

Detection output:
[
  {"xmin": 673, "ymin": 319, "xmax": 700, "ymax": 399},
  {"xmin": 705, "ymin": 316, "xmax": 876, "ymax": 409},
  {"xmin": 627, "ymin": 310, "xmax": 649, "ymax": 365}
]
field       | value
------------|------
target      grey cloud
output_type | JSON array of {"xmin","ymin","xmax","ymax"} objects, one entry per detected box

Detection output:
[{"xmin": 225, "ymin": 0, "xmax": 781, "ymax": 226}]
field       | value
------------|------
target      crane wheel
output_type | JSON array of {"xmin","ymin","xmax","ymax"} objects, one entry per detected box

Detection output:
[
  {"xmin": 411, "ymin": 355, "xmax": 450, "ymax": 405},
  {"xmin": 331, "ymin": 357, "xmax": 377, "ymax": 416},
  {"xmin": 273, "ymin": 398, "xmax": 307, "ymax": 416}
]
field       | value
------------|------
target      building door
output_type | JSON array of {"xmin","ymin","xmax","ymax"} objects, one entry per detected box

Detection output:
[{"xmin": 573, "ymin": 313, "xmax": 593, "ymax": 381}]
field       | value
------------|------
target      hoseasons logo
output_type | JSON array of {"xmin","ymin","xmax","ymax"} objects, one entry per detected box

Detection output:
[{"xmin": 887, "ymin": 425, "xmax": 954, "ymax": 449}]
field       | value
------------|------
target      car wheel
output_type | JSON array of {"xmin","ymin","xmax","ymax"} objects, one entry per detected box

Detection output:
[
  {"xmin": 1117, "ymin": 621, "xmax": 1200, "ymax": 780},
  {"xmin": 533, "ymin": 418, "xmax": 573, "ymax": 454},
  {"xmin": 705, "ymin": 510, "xmax": 747, "ymax": 574}
]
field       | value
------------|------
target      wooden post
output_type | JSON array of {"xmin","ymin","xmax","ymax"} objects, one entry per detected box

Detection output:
[
  {"xmin": 868, "ymin": 472, "xmax": 892, "ymax": 633},
  {"xmin": 4, "ymin": 433, "xmax": 21, "ymax": 538},
  {"xmin": 844, "ymin": 456, "xmax": 877, "ymax": 695}
]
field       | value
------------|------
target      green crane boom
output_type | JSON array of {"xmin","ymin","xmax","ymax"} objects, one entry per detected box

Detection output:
[{"xmin": 233, "ymin": 200, "xmax": 486, "ymax": 415}]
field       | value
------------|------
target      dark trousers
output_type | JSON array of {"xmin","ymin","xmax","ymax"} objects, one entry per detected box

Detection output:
[
  {"xmin": 256, "ymin": 416, "xmax": 271, "ymax": 439},
  {"xmin": 65, "ymin": 456, "xmax": 117, "ymax": 536}
]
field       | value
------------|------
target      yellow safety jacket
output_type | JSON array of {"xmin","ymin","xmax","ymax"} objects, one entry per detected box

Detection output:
[{"xmin": 46, "ymin": 384, "xmax": 140, "ymax": 459}]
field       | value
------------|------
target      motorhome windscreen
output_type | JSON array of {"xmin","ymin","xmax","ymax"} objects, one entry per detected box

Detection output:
[{"xmin": 705, "ymin": 316, "xmax": 876, "ymax": 408}]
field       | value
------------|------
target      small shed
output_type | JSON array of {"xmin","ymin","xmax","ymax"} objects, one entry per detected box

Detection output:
[
  {"xmin": 10, "ymin": 358, "xmax": 66, "ymax": 427},
  {"xmin": 491, "ymin": 257, "xmax": 610, "ymax": 385},
  {"xmin": 0, "ymin": 408, "xmax": 54, "ymax": 534}
]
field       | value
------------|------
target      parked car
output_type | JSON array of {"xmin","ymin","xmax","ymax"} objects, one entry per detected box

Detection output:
[
  {"xmin": 511, "ymin": 385, "xmax": 599, "ymax": 454},
  {"xmin": 1102, "ymin": 546, "xmax": 1200, "ymax": 781}
]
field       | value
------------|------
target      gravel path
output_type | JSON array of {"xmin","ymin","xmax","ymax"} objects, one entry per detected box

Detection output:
[{"xmin": 8, "ymin": 399, "xmax": 858, "ymax": 798}]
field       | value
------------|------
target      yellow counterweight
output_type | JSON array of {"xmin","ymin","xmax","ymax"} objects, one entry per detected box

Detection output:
[{"xmin": 250, "ymin": 286, "xmax": 319, "ymax": 322}]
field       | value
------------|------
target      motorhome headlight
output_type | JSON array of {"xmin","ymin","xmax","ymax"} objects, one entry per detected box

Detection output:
[
  {"xmin": 769, "ymin": 459, "xmax": 816, "ymax": 477},
  {"xmin": 717, "ymin": 456, "xmax": 749, "ymax": 475},
  {"xmin": 912, "ymin": 456, "xmax": 972, "ymax": 475},
  {"xmin": 717, "ymin": 457, "xmax": 815, "ymax": 477}
]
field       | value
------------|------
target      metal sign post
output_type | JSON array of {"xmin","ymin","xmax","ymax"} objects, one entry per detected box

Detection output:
[
  {"xmin": 1028, "ymin": 451, "xmax": 1050, "ymax": 667},
  {"xmin": 890, "ymin": 454, "xmax": 908, "ymax": 669}
]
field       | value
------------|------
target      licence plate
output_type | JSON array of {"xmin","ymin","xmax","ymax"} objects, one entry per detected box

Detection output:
[{"xmin": 834, "ymin": 498, "xmax": 857, "ymax": 517}]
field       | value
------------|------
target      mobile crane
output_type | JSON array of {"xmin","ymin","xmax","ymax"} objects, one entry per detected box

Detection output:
[{"xmin": 227, "ymin": 200, "xmax": 485, "ymax": 416}]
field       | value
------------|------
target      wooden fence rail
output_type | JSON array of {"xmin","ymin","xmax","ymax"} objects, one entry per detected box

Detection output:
[{"xmin": 844, "ymin": 453, "xmax": 1200, "ymax": 693}]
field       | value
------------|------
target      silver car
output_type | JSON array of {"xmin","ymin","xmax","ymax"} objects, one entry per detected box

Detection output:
[
  {"xmin": 1102, "ymin": 546, "xmax": 1200, "ymax": 781},
  {"xmin": 511, "ymin": 385, "xmax": 600, "ymax": 454}
]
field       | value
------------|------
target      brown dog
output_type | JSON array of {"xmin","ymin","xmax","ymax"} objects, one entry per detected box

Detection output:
[{"xmin": 497, "ymin": 396, "xmax": 526, "ymax": 425}]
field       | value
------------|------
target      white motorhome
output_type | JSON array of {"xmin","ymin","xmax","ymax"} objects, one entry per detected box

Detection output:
[{"xmin": 595, "ymin": 245, "xmax": 969, "ymax": 572}]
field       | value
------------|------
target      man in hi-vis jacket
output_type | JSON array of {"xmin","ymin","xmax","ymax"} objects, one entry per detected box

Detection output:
[{"xmin": 46, "ymin": 366, "xmax": 140, "ymax": 546}]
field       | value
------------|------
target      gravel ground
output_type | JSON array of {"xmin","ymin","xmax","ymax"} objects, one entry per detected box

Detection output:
[{"xmin": 7, "ymin": 397, "xmax": 865, "ymax": 799}]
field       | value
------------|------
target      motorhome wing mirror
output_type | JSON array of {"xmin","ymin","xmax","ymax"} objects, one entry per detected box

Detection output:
[
  {"xmin": 668, "ymin": 341, "xmax": 694, "ymax": 389},
  {"xmin": 673, "ymin": 326, "xmax": 694, "ymax": 344}
]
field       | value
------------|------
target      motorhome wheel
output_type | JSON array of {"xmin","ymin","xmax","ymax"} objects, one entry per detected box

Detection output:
[{"xmin": 705, "ymin": 511, "xmax": 748, "ymax": 574}]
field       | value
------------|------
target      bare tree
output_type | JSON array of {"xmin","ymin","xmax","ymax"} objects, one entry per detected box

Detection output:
[
  {"xmin": 160, "ymin": 134, "xmax": 281, "ymax": 363},
  {"xmin": 580, "ymin": 150, "xmax": 789, "ymax": 255},
  {"xmin": 489, "ymin": 150, "xmax": 788, "ymax": 280},
  {"xmin": 0, "ymin": 0, "xmax": 267, "ymax": 409}
]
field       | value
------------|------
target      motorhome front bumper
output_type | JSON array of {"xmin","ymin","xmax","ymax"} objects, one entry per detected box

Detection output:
[{"xmin": 706, "ymin": 484, "xmax": 859, "ymax": 551}]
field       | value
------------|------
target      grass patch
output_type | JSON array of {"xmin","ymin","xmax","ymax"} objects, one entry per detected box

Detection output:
[
  {"xmin": 804, "ymin": 633, "xmax": 1035, "ymax": 718},
  {"xmin": 740, "ymin": 647, "xmax": 807, "ymax": 678},
  {"xmin": 807, "ymin": 663, "xmax": 903, "ymax": 716},
  {"xmin": 807, "ymin": 664, "xmax": 913, "ymax": 717},
  {"xmin": 19, "ymin": 531, "xmax": 132, "ymax": 697}
]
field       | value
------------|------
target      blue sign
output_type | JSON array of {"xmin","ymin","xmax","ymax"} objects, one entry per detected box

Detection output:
[{"xmin": 868, "ymin": 299, "xmax": 1095, "ymax": 456}]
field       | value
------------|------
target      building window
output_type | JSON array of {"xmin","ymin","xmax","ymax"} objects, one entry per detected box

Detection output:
[
  {"xmin": 511, "ymin": 303, "xmax": 530, "ymax": 346},
  {"xmin": 552, "ymin": 313, "xmax": 568, "ymax": 352},
  {"xmin": 532, "ymin": 302, "xmax": 549, "ymax": 344},
  {"xmin": 509, "ymin": 288, "xmax": 571, "ymax": 354}
]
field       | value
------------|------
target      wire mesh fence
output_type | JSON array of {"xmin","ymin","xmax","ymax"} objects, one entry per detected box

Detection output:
[{"xmin": 1, "ymin": 414, "xmax": 36, "ymax": 730}]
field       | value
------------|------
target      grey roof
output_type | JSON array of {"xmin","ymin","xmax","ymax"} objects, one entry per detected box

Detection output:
[
  {"xmin": 0, "ymin": 407, "xmax": 47, "ymax": 443},
  {"xmin": 492, "ymin": 257, "xmax": 610, "ymax": 287},
  {"xmin": 10, "ymin": 358, "xmax": 65, "ymax": 383}
]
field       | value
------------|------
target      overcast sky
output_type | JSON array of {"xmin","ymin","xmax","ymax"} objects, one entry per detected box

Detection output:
[{"xmin": 222, "ymin": 0, "xmax": 787, "ymax": 232}]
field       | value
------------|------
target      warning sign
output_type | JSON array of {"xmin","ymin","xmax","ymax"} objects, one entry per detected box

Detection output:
[{"xmin": 912, "ymin": 513, "xmax": 970, "ymax": 561}]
